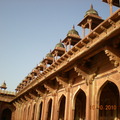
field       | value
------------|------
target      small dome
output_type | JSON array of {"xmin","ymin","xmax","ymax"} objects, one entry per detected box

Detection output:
[
  {"xmin": 0, "ymin": 81, "xmax": 7, "ymax": 89},
  {"xmin": 46, "ymin": 52, "xmax": 53, "ymax": 58},
  {"xmin": 85, "ymin": 4, "xmax": 99, "ymax": 17},
  {"xmin": 67, "ymin": 26, "xmax": 79, "ymax": 36},
  {"xmin": 55, "ymin": 41, "xmax": 65, "ymax": 48}
]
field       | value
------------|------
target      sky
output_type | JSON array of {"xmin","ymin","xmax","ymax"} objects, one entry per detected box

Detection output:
[{"xmin": 0, "ymin": 0, "xmax": 119, "ymax": 92}]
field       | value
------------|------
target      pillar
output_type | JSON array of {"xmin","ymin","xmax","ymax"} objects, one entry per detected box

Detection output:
[
  {"xmin": 107, "ymin": 0, "xmax": 113, "ymax": 15},
  {"xmin": 87, "ymin": 19, "xmax": 92, "ymax": 32},
  {"xmin": 64, "ymin": 87, "xmax": 70, "ymax": 120},
  {"xmin": 81, "ymin": 25, "xmax": 85, "ymax": 38}
]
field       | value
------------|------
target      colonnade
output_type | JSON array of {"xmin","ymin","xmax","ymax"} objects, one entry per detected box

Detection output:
[{"xmin": 12, "ymin": 79, "xmax": 120, "ymax": 120}]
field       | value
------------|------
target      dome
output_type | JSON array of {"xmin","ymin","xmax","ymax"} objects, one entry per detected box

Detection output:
[
  {"xmin": 0, "ymin": 81, "xmax": 7, "ymax": 89},
  {"xmin": 46, "ymin": 52, "xmax": 53, "ymax": 58},
  {"xmin": 67, "ymin": 26, "xmax": 79, "ymax": 36},
  {"xmin": 55, "ymin": 41, "xmax": 65, "ymax": 48},
  {"xmin": 85, "ymin": 4, "xmax": 99, "ymax": 17}
]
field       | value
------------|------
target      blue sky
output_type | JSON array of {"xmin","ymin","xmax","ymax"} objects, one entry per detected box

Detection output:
[{"xmin": 0, "ymin": 0, "xmax": 119, "ymax": 91}]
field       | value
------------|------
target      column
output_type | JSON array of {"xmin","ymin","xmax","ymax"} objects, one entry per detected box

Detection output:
[
  {"xmin": 51, "ymin": 92, "xmax": 57, "ymax": 120},
  {"xmin": 107, "ymin": 0, "xmax": 113, "ymax": 15},
  {"xmin": 86, "ymin": 85, "xmax": 91, "ymax": 120},
  {"xmin": 88, "ymin": 19, "xmax": 92, "ymax": 32},
  {"xmin": 64, "ymin": 87, "xmax": 70, "ymax": 120},
  {"xmin": 68, "ymin": 38, "xmax": 71, "ymax": 51},
  {"xmin": 82, "ymin": 25, "xmax": 85, "ymax": 38}
]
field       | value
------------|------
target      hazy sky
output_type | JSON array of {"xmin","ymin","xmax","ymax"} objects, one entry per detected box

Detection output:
[{"xmin": 0, "ymin": 0, "xmax": 119, "ymax": 91}]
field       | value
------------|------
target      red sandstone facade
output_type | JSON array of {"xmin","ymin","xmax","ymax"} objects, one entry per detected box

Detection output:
[{"xmin": 0, "ymin": 1, "xmax": 120, "ymax": 120}]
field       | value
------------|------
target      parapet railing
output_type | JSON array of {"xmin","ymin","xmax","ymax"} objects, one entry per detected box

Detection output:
[{"xmin": 0, "ymin": 89, "xmax": 16, "ymax": 95}]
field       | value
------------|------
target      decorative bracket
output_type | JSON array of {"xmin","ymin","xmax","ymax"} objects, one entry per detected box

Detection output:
[
  {"xmin": 74, "ymin": 65, "xmax": 88, "ymax": 85},
  {"xmin": 24, "ymin": 95, "xmax": 31, "ymax": 101},
  {"xmin": 56, "ymin": 76, "xmax": 68, "ymax": 88},
  {"xmin": 20, "ymin": 97, "xmax": 26, "ymax": 103},
  {"xmin": 13, "ymin": 101, "xmax": 18, "ymax": 107},
  {"xmin": 104, "ymin": 46, "xmax": 120, "ymax": 72},
  {"xmin": 17, "ymin": 99, "xmax": 23, "ymax": 105},
  {"xmin": 29, "ymin": 92, "xmax": 37, "ymax": 99},
  {"xmin": 36, "ymin": 89, "xmax": 44, "ymax": 97},
  {"xmin": 44, "ymin": 83, "xmax": 55, "ymax": 93},
  {"xmin": 74, "ymin": 64, "xmax": 97, "ymax": 85}
]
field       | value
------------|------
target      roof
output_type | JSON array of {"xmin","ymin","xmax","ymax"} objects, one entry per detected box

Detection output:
[
  {"xmin": 102, "ymin": 0, "xmax": 120, "ymax": 7},
  {"xmin": 85, "ymin": 4, "xmax": 99, "ymax": 17},
  {"xmin": 67, "ymin": 26, "xmax": 79, "ymax": 36}
]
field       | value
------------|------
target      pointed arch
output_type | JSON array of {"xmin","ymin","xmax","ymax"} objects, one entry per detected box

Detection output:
[
  {"xmin": 73, "ymin": 89, "xmax": 86, "ymax": 120},
  {"xmin": 97, "ymin": 81, "xmax": 119, "ymax": 120},
  {"xmin": 1, "ymin": 108, "xmax": 12, "ymax": 120},
  {"xmin": 58, "ymin": 94, "xmax": 66, "ymax": 120}
]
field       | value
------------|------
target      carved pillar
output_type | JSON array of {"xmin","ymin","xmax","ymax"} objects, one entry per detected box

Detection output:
[
  {"xmin": 64, "ymin": 85, "xmax": 71, "ymax": 120},
  {"xmin": 107, "ymin": 0, "xmax": 113, "ymax": 15},
  {"xmin": 42, "ymin": 95, "xmax": 47, "ymax": 120},
  {"xmin": 28, "ymin": 102, "xmax": 33, "ymax": 120},
  {"xmin": 51, "ymin": 92, "xmax": 57, "ymax": 120},
  {"xmin": 87, "ymin": 19, "xmax": 92, "ymax": 32},
  {"xmin": 64, "ymin": 42, "xmax": 67, "ymax": 52},
  {"xmin": 68, "ymin": 38, "xmax": 72, "ymax": 51},
  {"xmin": 12, "ymin": 102, "xmax": 18, "ymax": 120},
  {"xmin": 81, "ymin": 25, "xmax": 85, "ymax": 38},
  {"xmin": 86, "ymin": 91, "xmax": 91, "ymax": 120}
]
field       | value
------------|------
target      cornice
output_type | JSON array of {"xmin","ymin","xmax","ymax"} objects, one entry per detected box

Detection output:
[{"xmin": 14, "ymin": 9, "xmax": 120, "ymax": 100}]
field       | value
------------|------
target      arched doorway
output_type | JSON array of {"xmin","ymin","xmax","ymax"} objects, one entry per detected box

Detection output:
[
  {"xmin": 58, "ymin": 95, "xmax": 66, "ymax": 120},
  {"xmin": 74, "ymin": 89, "xmax": 86, "ymax": 120},
  {"xmin": 46, "ymin": 99, "xmax": 52, "ymax": 120},
  {"xmin": 1, "ymin": 108, "xmax": 12, "ymax": 120},
  {"xmin": 38, "ymin": 102, "xmax": 43, "ymax": 120},
  {"xmin": 99, "ymin": 81, "xmax": 119, "ymax": 120}
]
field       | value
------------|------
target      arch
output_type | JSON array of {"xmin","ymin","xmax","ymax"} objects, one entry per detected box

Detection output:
[
  {"xmin": 73, "ymin": 89, "xmax": 86, "ymax": 120},
  {"xmin": 46, "ymin": 99, "xmax": 52, "ymax": 120},
  {"xmin": 97, "ymin": 81, "xmax": 119, "ymax": 120},
  {"xmin": 72, "ymin": 86, "xmax": 86, "ymax": 109},
  {"xmin": 1, "ymin": 108, "xmax": 12, "ymax": 120},
  {"xmin": 38, "ymin": 101, "xmax": 43, "ymax": 120},
  {"xmin": 58, "ymin": 95, "xmax": 66, "ymax": 120}
]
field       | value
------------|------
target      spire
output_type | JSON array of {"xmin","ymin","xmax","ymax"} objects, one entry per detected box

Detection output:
[
  {"xmin": 91, "ymin": 4, "xmax": 93, "ymax": 9},
  {"xmin": 60, "ymin": 39, "xmax": 62, "ymax": 42},
  {"xmin": 85, "ymin": 4, "xmax": 99, "ymax": 17},
  {"xmin": 72, "ymin": 25, "xmax": 75, "ymax": 29}
]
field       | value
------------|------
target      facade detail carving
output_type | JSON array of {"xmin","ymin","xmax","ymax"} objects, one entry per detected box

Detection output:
[
  {"xmin": 104, "ymin": 46, "xmax": 120, "ymax": 72},
  {"xmin": 56, "ymin": 76, "xmax": 68, "ymax": 88},
  {"xmin": 0, "ymin": 1, "xmax": 120, "ymax": 120},
  {"xmin": 74, "ymin": 64, "xmax": 97, "ymax": 85}
]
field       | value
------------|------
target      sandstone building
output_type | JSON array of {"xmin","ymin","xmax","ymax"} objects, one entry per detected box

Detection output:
[{"xmin": 0, "ymin": 0, "xmax": 120, "ymax": 120}]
